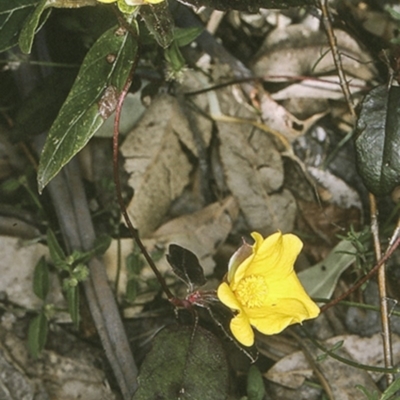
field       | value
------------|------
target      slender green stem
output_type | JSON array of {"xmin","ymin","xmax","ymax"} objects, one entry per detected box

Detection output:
[{"xmin": 301, "ymin": 327, "xmax": 400, "ymax": 374}]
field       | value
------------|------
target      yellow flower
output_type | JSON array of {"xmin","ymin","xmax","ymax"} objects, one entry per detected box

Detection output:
[
  {"xmin": 97, "ymin": 0, "xmax": 163, "ymax": 4},
  {"xmin": 217, "ymin": 232, "xmax": 320, "ymax": 347}
]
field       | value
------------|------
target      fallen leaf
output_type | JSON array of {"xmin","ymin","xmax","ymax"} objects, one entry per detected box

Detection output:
[{"xmin": 120, "ymin": 94, "xmax": 193, "ymax": 237}]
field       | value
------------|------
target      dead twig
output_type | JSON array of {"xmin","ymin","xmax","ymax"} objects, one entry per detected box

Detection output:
[
  {"xmin": 369, "ymin": 193, "xmax": 394, "ymax": 386},
  {"xmin": 319, "ymin": 0, "xmax": 357, "ymax": 121}
]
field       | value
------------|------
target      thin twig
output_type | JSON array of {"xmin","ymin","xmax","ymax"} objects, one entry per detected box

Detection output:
[
  {"xmin": 320, "ymin": 234, "xmax": 400, "ymax": 312},
  {"xmin": 319, "ymin": 0, "xmax": 357, "ymax": 121},
  {"xmin": 369, "ymin": 193, "xmax": 393, "ymax": 385}
]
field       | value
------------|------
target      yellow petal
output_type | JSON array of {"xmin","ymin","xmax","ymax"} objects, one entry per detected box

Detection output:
[
  {"xmin": 248, "ymin": 298, "xmax": 320, "ymax": 335},
  {"xmin": 217, "ymin": 282, "xmax": 241, "ymax": 311},
  {"xmin": 245, "ymin": 232, "xmax": 303, "ymax": 280},
  {"xmin": 267, "ymin": 270, "xmax": 310, "ymax": 301},
  {"xmin": 230, "ymin": 312, "xmax": 254, "ymax": 347}
]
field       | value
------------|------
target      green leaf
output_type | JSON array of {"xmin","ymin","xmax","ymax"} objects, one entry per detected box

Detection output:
[
  {"xmin": 125, "ymin": 251, "xmax": 144, "ymax": 303},
  {"xmin": 133, "ymin": 325, "xmax": 229, "ymax": 400},
  {"xmin": 18, "ymin": 0, "xmax": 50, "ymax": 54},
  {"xmin": 298, "ymin": 240, "xmax": 356, "ymax": 300},
  {"xmin": 164, "ymin": 41, "xmax": 186, "ymax": 74},
  {"xmin": 139, "ymin": 2, "xmax": 174, "ymax": 49},
  {"xmin": 46, "ymin": 228, "xmax": 66, "ymax": 270},
  {"xmin": 0, "ymin": 0, "xmax": 39, "ymax": 53},
  {"xmin": 65, "ymin": 284, "xmax": 80, "ymax": 329},
  {"xmin": 37, "ymin": 25, "xmax": 137, "ymax": 192},
  {"xmin": 173, "ymin": 27, "xmax": 203, "ymax": 47},
  {"xmin": 28, "ymin": 312, "xmax": 48, "ymax": 358},
  {"xmin": 247, "ymin": 365, "xmax": 265, "ymax": 400},
  {"xmin": 381, "ymin": 376, "xmax": 400, "ymax": 400},
  {"xmin": 92, "ymin": 234, "xmax": 112, "ymax": 256},
  {"xmin": 33, "ymin": 256, "xmax": 50, "ymax": 300},
  {"xmin": 355, "ymin": 84, "xmax": 400, "ymax": 196}
]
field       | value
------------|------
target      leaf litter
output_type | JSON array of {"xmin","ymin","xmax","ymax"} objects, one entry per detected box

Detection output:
[{"xmin": 2, "ymin": 1, "xmax": 400, "ymax": 399}]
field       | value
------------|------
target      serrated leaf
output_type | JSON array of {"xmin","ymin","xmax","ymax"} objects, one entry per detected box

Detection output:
[
  {"xmin": 133, "ymin": 324, "xmax": 229, "ymax": 400},
  {"xmin": 33, "ymin": 256, "xmax": 50, "ymax": 300},
  {"xmin": 28, "ymin": 312, "xmax": 48, "ymax": 358},
  {"xmin": 0, "ymin": 0, "xmax": 41, "ymax": 53},
  {"xmin": 298, "ymin": 240, "xmax": 356, "ymax": 300},
  {"xmin": 46, "ymin": 228, "xmax": 66, "ymax": 270},
  {"xmin": 355, "ymin": 84, "xmax": 400, "ymax": 196},
  {"xmin": 66, "ymin": 285, "xmax": 80, "ymax": 329},
  {"xmin": 167, "ymin": 244, "xmax": 206, "ymax": 292},
  {"xmin": 37, "ymin": 25, "xmax": 137, "ymax": 192},
  {"xmin": 177, "ymin": 0, "xmax": 314, "ymax": 12},
  {"xmin": 18, "ymin": 0, "xmax": 50, "ymax": 54}
]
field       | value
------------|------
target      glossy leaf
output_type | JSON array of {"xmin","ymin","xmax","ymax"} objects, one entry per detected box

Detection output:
[
  {"xmin": 177, "ymin": 0, "xmax": 314, "ymax": 12},
  {"xmin": 37, "ymin": 25, "xmax": 137, "ymax": 192},
  {"xmin": 355, "ymin": 84, "xmax": 400, "ymax": 196},
  {"xmin": 167, "ymin": 244, "xmax": 206, "ymax": 292},
  {"xmin": 33, "ymin": 256, "xmax": 50, "ymax": 300},
  {"xmin": 18, "ymin": 0, "xmax": 49, "ymax": 54},
  {"xmin": 132, "ymin": 324, "xmax": 229, "ymax": 400},
  {"xmin": 0, "ymin": 0, "xmax": 39, "ymax": 52},
  {"xmin": 28, "ymin": 312, "xmax": 48, "ymax": 358}
]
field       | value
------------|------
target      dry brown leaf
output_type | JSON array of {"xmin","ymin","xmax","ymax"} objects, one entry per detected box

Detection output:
[
  {"xmin": 252, "ymin": 26, "xmax": 377, "ymax": 82},
  {"xmin": 0, "ymin": 325, "xmax": 115, "ymax": 400},
  {"xmin": 120, "ymin": 94, "xmax": 193, "ymax": 237},
  {"xmin": 266, "ymin": 333, "xmax": 400, "ymax": 395},
  {"xmin": 216, "ymin": 115, "xmax": 297, "ymax": 235}
]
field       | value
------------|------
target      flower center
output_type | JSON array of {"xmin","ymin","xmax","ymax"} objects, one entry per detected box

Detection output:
[{"xmin": 235, "ymin": 275, "xmax": 269, "ymax": 308}]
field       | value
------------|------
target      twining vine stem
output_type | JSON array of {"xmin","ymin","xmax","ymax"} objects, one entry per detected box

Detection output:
[{"xmin": 112, "ymin": 21, "xmax": 174, "ymax": 301}]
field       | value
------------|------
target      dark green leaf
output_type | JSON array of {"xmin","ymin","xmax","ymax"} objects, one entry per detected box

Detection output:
[
  {"xmin": 46, "ymin": 228, "xmax": 66, "ymax": 270},
  {"xmin": 139, "ymin": 2, "xmax": 174, "ymax": 49},
  {"xmin": 33, "ymin": 256, "xmax": 50, "ymax": 300},
  {"xmin": 66, "ymin": 284, "xmax": 80, "ymax": 329},
  {"xmin": 28, "ymin": 312, "xmax": 48, "ymax": 358},
  {"xmin": 133, "ymin": 325, "xmax": 229, "ymax": 400},
  {"xmin": 18, "ymin": 0, "xmax": 49, "ymax": 54},
  {"xmin": 125, "ymin": 251, "xmax": 144, "ymax": 303},
  {"xmin": 0, "ymin": 0, "xmax": 39, "ymax": 53},
  {"xmin": 173, "ymin": 27, "xmax": 203, "ymax": 47},
  {"xmin": 37, "ymin": 25, "xmax": 137, "ymax": 192},
  {"xmin": 166, "ymin": 244, "xmax": 206, "ymax": 292},
  {"xmin": 355, "ymin": 85, "xmax": 400, "ymax": 196},
  {"xmin": 11, "ymin": 71, "xmax": 76, "ymax": 141},
  {"xmin": 247, "ymin": 365, "xmax": 265, "ymax": 400},
  {"xmin": 177, "ymin": 0, "xmax": 314, "ymax": 12},
  {"xmin": 164, "ymin": 41, "xmax": 186, "ymax": 74},
  {"xmin": 92, "ymin": 234, "xmax": 112, "ymax": 256}
]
